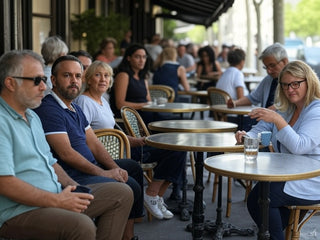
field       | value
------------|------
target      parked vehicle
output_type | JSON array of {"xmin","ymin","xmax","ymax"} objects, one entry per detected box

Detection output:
[
  {"xmin": 304, "ymin": 46, "xmax": 320, "ymax": 78},
  {"xmin": 284, "ymin": 38, "xmax": 305, "ymax": 61}
]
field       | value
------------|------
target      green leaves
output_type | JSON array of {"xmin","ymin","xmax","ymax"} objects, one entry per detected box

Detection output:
[
  {"xmin": 285, "ymin": 0, "xmax": 320, "ymax": 38},
  {"xmin": 71, "ymin": 9, "xmax": 130, "ymax": 56}
]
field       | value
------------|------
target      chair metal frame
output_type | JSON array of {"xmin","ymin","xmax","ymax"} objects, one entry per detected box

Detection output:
[{"xmin": 149, "ymin": 84, "xmax": 175, "ymax": 103}]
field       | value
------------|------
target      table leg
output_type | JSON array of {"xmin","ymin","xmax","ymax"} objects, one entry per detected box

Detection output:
[
  {"xmin": 179, "ymin": 164, "xmax": 192, "ymax": 221},
  {"xmin": 258, "ymin": 182, "xmax": 271, "ymax": 240},
  {"xmin": 166, "ymin": 158, "xmax": 193, "ymax": 221},
  {"xmin": 205, "ymin": 176, "xmax": 254, "ymax": 239},
  {"xmin": 191, "ymin": 151, "xmax": 205, "ymax": 239}
]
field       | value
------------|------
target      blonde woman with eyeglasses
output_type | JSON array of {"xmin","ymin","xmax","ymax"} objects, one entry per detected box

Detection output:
[{"xmin": 236, "ymin": 60, "xmax": 320, "ymax": 240}]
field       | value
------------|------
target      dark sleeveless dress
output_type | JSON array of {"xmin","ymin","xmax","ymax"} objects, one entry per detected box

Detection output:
[
  {"xmin": 153, "ymin": 62, "xmax": 180, "ymax": 98},
  {"xmin": 110, "ymin": 74, "xmax": 154, "ymax": 125}
]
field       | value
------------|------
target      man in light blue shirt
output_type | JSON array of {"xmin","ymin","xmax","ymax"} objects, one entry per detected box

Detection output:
[
  {"xmin": 228, "ymin": 43, "xmax": 289, "ymax": 109},
  {"xmin": 0, "ymin": 50, "xmax": 133, "ymax": 240}
]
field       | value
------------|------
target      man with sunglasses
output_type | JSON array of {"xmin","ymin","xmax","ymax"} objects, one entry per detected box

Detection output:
[
  {"xmin": 0, "ymin": 50, "xmax": 133, "ymax": 240},
  {"xmin": 228, "ymin": 43, "xmax": 289, "ymax": 110}
]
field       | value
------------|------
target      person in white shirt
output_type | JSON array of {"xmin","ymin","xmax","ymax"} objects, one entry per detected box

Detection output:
[{"xmin": 216, "ymin": 48, "xmax": 248, "ymax": 100}]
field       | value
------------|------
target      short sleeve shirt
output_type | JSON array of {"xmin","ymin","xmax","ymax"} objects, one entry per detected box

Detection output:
[
  {"xmin": 74, "ymin": 95, "xmax": 116, "ymax": 129},
  {"xmin": 0, "ymin": 97, "xmax": 61, "ymax": 227},
  {"xmin": 216, "ymin": 67, "xmax": 249, "ymax": 100},
  {"xmin": 33, "ymin": 93, "xmax": 97, "ymax": 179}
]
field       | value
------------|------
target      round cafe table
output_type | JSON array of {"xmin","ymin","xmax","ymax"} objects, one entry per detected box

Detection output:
[
  {"xmin": 148, "ymin": 120, "xmax": 237, "ymax": 221},
  {"xmin": 210, "ymin": 104, "xmax": 255, "ymax": 115},
  {"xmin": 145, "ymin": 132, "xmax": 248, "ymax": 240},
  {"xmin": 204, "ymin": 152, "xmax": 320, "ymax": 240},
  {"xmin": 177, "ymin": 90, "xmax": 208, "ymax": 105},
  {"xmin": 210, "ymin": 104, "xmax": 257, "ymax": 129},
  {"xmin": 141, "ymin": 102, "xmax": 210, "ymax": 113},
  {"xmin": 148, "ymin": 120, "xmax": 237, "ymax": 133},
  {"xmin": 142, "ymin": 102, "xmax": 210, "ymax": 120}
]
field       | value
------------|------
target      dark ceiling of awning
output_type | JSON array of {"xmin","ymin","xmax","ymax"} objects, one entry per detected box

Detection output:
[{"xmin": 152, "ymin": 0, "xmax": 234, "ymax": 28}]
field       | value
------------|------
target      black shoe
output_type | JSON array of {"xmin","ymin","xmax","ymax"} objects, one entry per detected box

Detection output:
[
  {"xmin": 131, "ymin": 236, "xmax": 139, "ymax": 240},
  {"xmin": 169, "ymin": 191, "xmax": 182, "ymax": 201}
]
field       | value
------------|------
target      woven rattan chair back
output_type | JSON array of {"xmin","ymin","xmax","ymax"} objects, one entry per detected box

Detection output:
[
  {"xmin": 94, "ymin": 129, "xmax": 131, "ymax": 159},
  {"xmin": 207, "ymin": 87, "xmax": 232, "ymax": 121},
  {"xmin": 207, "ymin": 87, "xmax": 231, "ymax": 105},
  {"xmin": 121, "ymin": 106, "xmax": 150, "ymax": 137},
  {"xmin": 149, "ymin": 84, "xmax": 175, "ymax": 103}
]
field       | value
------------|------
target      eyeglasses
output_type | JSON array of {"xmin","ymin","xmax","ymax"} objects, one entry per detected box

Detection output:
[
  {"xmin": 12, "ymin": 76, "xmax": 47, "ymax": 86},
  {"xmin": 263, "ymin": 61, "xmax": 281, "ymax": 70},
  {"xmin": 280, "ymin": 80, "xmax": 306, "ymax": 90}
]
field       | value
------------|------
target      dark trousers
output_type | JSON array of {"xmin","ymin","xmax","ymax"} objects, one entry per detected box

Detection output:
[
  {"xmin": 247, "ymin": 182, "xmax": 320, "ymax": 240},
  {"xmin": 74, "ymin": 159, "xmax": 144, "ymax": 219},
  {"xmin": 131, "ymin": 145, "xmax": 186, "ymax": 184}
]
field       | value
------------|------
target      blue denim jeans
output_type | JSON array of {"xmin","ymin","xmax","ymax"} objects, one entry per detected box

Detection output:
[{"xmin": 247, "ymin": 182, "xmax": 320, "ymax": 240}]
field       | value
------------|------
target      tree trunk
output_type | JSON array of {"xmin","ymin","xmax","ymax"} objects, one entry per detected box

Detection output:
[
  {"xmin": 273, "ymin": 0, "xmax": 284, "ymax": 44},
  {"xmin": 245, "ymin": 0, "xmax": 253, "ymax": 69},
  {"xmin": 253, "ymin": 0, "xmax": 263, "ymax": 75}
]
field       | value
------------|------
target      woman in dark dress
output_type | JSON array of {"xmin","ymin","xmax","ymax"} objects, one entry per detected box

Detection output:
[
  {"xmin": 110, "ymin": 44, "xmax": 186, "ymax": 220},
  {"xmin": 196, "ymin": 45, "xmax": 222, "ymax": 90},
  {"xmin": 110, "ymin": 44, "xmax": 154, "ymax": 125}
]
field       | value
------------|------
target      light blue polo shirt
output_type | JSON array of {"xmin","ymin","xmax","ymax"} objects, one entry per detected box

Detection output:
[{"xmin": 0, "ymin": 96, "xmax": 61, "ymax": 228}]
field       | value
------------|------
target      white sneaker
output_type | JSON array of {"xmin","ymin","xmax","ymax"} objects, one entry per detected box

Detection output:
[
  {"xmin": 158, "ymin": 197, "xmax": 174, "ymax": 219},
  {"xmin": 144, "ymin": 193, "xmax": 163, "ymax": 219}
]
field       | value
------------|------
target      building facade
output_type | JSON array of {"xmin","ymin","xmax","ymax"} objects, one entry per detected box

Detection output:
[{"xmin": 0, "ymin": 0, "xmax": 157, "ymax": 55}]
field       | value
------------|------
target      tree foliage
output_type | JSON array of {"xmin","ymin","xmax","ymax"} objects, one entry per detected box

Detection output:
[
  {"xmin": 163, "ymin": 19, "xmax": 176, "ymax": 39},
  {"xmin": 70, "ymin": 9, "xmax": 130, "ymax": 56},
  {"xmin": 285, "ymin": 0, "xmax": 320, "ymax": 37}
]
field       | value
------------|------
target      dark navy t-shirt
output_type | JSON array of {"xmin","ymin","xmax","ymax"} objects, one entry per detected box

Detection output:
[{"xmin": 33, "ymin": 94, "xmax": 97, "ymax": 179}]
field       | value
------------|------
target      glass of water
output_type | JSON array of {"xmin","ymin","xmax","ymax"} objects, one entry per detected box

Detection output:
[{"xmin": 244, "ymin": 136, "xmax": 259, "ymax": 164}]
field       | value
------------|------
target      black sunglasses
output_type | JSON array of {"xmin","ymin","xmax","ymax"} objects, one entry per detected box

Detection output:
[{"xmin": 12, "ymin": 76, "xmax": 47, "ymax": 86}]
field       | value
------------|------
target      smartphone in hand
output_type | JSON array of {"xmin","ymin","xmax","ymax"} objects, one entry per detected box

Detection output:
[{"xmin": 72, "ymin": 185, "xmax": 92, "ymax": 194}]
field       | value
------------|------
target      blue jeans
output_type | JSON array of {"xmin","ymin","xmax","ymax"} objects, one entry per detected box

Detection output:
[
  {"xmin": 73, "ymin": 159, "xmax": 143, "ymax": 219},
  {"xmin": 247, "ymin": 182, "xmax": 320, "ymax": 240}
]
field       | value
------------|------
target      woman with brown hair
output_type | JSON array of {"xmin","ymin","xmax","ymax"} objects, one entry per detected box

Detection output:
[{"xmin": 94, "ymin": 37, "xmax": 123, "ymax": 68}]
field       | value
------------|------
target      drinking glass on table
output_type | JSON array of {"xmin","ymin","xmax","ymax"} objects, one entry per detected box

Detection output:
[{"xmin": 244, "ymin": 136, "xmax": 259, "ymax": 164}]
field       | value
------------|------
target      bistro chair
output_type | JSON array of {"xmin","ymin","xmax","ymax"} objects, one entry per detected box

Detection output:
[
  {"xmin": 263, "ymin": 142, "xmax": 320, "ymax": 240},
  {"xmin": 120, "ymin": 107, "xmax": 157, "ymax": 183},
  {"xmin": 149, "ymin": 84, "xmax": 175, "ymax": 103},
  {"xmin": 207, "ymin": 87, "xmax": 231, "ymax": 121},
  {"xmin": 94, "ymin": 128, "xmax": 154, "ymax": 222},
  {"xmin": 120, "ymin": 106, "xmax": 158, "ymax": 221},
  {"xmin": 94, "ymin": 128, "xmax": 131, "ymax": 160},
  {"xmin": 207, "ymin": 87, "xmax": 252, "ymax": 217},
  {"xmin": 285, "ymin": 204, "xmax": 320, "ymax": 240}
]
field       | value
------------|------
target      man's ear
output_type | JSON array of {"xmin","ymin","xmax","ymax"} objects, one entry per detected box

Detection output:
[
  {"xmin": 4, "ymin": 77, "xmax": 17, "ymax": 92},
  {"xmin": 282, "ymin": 58, "xmax": 289, "ymax": 66},
  {"xmin": 51, "ymin": 75, "xmax": 56, "ymax": 88}
]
